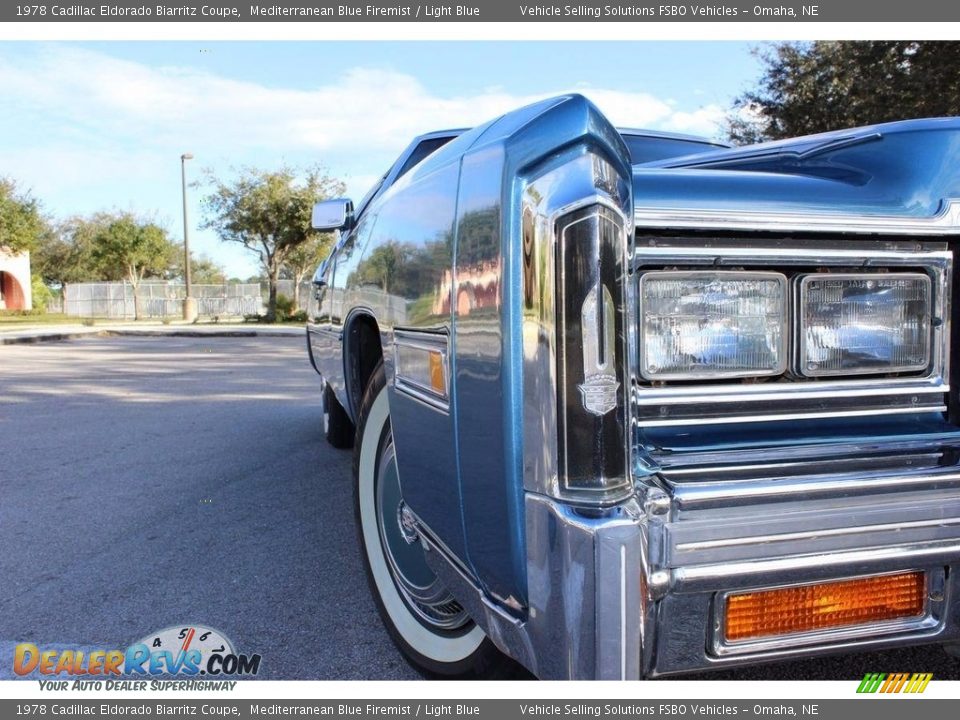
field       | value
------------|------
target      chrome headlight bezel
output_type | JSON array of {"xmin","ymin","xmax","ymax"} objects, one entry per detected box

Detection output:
[{"xmin": 630, "ymin": 239, "xmax": 951, "ymax": 430}]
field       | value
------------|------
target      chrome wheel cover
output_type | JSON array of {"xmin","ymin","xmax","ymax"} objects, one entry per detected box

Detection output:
[{"xmin": 374, "ymin": 430, "xmax": 470, "ymax": 632}]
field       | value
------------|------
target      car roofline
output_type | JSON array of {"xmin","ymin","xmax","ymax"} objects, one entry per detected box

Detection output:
[
  {"xmin": 415, "ymin": 126, "xmax": 728, "ymax": 148},
  {"xmin": 616, "ymin": 127, "xmax": 730, "ymax": 147}
]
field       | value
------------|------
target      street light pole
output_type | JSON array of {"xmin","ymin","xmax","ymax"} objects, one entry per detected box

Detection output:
[{"xmin": 180, "ymin": 153, "xmax": 196, "ymax": 321}]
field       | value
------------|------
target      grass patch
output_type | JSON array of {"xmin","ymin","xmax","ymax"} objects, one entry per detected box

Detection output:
[{"xmin": 0, "ymin": 312, "xmax": 73, "ymax": 328}]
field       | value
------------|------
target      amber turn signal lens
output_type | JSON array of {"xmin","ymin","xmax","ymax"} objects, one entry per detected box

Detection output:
[
  {"xmin": 428, "ymin": 351, "xmax": 445, "ymax": 394},
  {"xmin": 724, "ymin": 572, "xmax": 926, "ymax": 642}
]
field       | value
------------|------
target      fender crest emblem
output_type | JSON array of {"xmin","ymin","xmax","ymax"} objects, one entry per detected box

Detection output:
[{"xmin": 578, "ymin": 282, "xmax": 619, "ymax": 416}]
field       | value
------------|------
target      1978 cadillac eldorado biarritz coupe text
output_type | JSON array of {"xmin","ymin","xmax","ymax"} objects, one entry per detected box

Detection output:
[{"xmin": 306, "ymin": 95, "xmax": 960, "ymax": 678}]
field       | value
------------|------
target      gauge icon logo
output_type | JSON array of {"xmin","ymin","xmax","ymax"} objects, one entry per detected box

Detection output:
[
  {"xmin": 127, "ymin": 624, "xmax": 257, "ymax": 676},
  {"xmin": 136, "ymin": 625, "xmax": 234, "ymax": 662}
]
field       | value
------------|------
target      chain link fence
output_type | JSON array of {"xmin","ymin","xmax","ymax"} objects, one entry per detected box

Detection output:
[
  {"xmin": 63, "ymin": 283, "xmax": 264, "ymax": 320},
  {"xmin": 274, "ymin": 280, "xmax": 314, "ymax": 314}
]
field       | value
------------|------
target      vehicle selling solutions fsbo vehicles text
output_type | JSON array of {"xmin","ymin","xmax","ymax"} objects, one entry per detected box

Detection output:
[{"xmin": 517, "ymin": 5, "xmax": 819, "ymax": 17}]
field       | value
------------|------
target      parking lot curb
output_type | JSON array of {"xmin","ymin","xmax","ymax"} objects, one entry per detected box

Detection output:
[
  {"xmin": 0, "ymin": 330, "xmax": 104, "ymax": 345},
  {"xmin": 1, "ymin": 327, "xmax": 304, "ymax": 345}
]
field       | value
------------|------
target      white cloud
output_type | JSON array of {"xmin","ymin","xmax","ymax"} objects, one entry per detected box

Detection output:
[
  {"xmin": 666, "ymin": 106, "xmax": 727, "ymax": 136},
  {"xmin": 0, "ymin": 44, "xmax": 729, "ymax": 278},
  {"xmin": 0, "ymin": 45, "xmax": 725, "ymax": 162}
]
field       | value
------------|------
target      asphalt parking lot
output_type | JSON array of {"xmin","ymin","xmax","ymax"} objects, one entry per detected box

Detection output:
[{"xmin": 1, "ymin": 335, "xmax": 958, "ymax": 681}]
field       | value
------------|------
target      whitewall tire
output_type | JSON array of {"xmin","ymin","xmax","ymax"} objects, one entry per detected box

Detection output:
[{"xmin": 353, "ymin": 361, "xmax": 509, "ymax": 677}]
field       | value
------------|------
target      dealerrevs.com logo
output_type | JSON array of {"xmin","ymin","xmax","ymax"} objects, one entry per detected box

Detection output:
[
  {"xmin": 13, "ymin": 625, "xmax": 261, "ymax": 681},
  {"xmin": 857, "ymin": 673, "xmax": 933, "ymax": 694}
]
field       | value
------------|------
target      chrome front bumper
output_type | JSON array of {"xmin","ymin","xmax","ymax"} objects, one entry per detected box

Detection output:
[
  {"xmin": 646, "ymin": 440, "xmax": 960, "ymax": 676},
  {"xmin": 427, "ymin": 439, "xmax": 960, "ymax": 679}
]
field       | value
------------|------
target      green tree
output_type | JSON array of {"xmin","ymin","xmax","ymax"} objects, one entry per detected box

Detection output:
[
  {"xmin": 31, "ymin": 274, "xmax": 54, "ymax": 313},
  {"xmin": 727, "ymin": 41, "xmax": 960, "ymax": 144},
  {"xmin": 199, "ymin": 165, "xmax": 345, "ymax": 321},
  {"xmin": 168, "ymin": 253, "xmax": 227, "ymax": 285},
  {"xmin": 0, "ymin": 178, "xmax": 48, "ymax": 254},
  {"xmin": 281, "ymin": 233, "xmax": 335, "ymax": 312},
  {"xmin": 90, "ymin": 213, "xmax": 177, "ymax": 320},
  {"xmin": 34, "ymin": 213, "xmax": 112, "ymax": 286}
]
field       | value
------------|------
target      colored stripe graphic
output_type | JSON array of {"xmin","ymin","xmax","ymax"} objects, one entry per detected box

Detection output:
[
  {"xmin": 857, "ymin": 673, "xmax": 885, "ymax": 693},
  {"xmin": 857, "ymin": 672, "xmax": 931, "ymax": 693}
]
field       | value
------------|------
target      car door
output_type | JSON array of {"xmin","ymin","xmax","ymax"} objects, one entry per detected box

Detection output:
[
  {"xmin": 320, "ymin": 214, "xmax": 379, "ymax": 414},
  {"xmin": 306, "ymin": 232, "xmax": 346, "ymax": 381}
]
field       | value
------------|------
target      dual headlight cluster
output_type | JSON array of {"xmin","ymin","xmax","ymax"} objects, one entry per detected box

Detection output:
[{"xmin": 639, "ymin": 271, "xmax": 933, "ymax": 381}]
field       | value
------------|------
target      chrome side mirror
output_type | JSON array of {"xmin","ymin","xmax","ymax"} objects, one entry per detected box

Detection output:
[{"xmin": 311, "ymin": 199, "xmax": 354, "ymax": 231}]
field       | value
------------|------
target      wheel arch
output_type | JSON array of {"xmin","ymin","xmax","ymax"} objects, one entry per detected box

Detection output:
[{"xmin": 342, "ymin": 308, "xmax": 387, "ymax": 422}]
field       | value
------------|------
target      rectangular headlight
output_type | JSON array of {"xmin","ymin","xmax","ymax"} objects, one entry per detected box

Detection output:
[
  {"xmin": 799, "ymin": 273, "xmax": 932, "ymax": 377},
  {"xmin": 639, "ymin": 271, "xmax": 788, "ymax": 380}
]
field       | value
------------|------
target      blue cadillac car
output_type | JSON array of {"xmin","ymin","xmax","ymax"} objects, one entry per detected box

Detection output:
[{"xmin": 306, "ymin": 95, "xmax": 960, "ymax": 678}]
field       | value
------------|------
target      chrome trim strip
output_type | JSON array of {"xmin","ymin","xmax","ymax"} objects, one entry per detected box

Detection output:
[
  {"xmin": 634, "ymin": 245, "xmax": 952, "ymax": 264},
  {"xmin": 715, "ymin": 615, "xmax": 941, "ymax": 658},
  {"xmin": 664, "ymin": 454, "xmax": 945, "ymax": 478},
  {"xmin": 677, "ymin": 517, "xmax": 960, "ymax": 552},
  {"xmin": 658, "ymin": 438, "xmax": 958, "ymax": 471},
  {"xmin": 620, "ymin": 544, "xmax": 627, "ymax": 681},
  {"xmin": 633, "ymin": 379, "xmax": 948, "ymax": 405},
  {"xmin": 418, "ymin": 521, "xmax": 537, "ymax": 673},
  {"xmin": 553, "ymin": 193, "xmax": 631, "ymax": 225},
  {"xmin": 675, "ymin": 539, "xmax": 960, "ymax": 584},
  {"xmin": 667, "ymin": 468, "xmax": 960, "ymax": 508},
  {"xmin": 637, "ymin": 405, "xmax": 947, "ymax": 428},
  {"xmin": 710, "ymin": 569, "xmax": 942, "ymax": 657},
  {"xmin": 393, "ymin": 381, "xmax": 450, "ymax": 413},
  {"xmin": 634, "ymin": 198, "xmax": 960, "ymax": 235},
  {"xmin": 306, "ymin": 325, "xmax": 341, "ymax": 340}
]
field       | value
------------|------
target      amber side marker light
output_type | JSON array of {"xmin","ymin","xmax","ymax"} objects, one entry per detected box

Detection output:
[
  {"xmin": 427, "ymin": 351, "xmax": 446, "ymax": 395},
  {"xmin": 724, "ymin": 572, "xmax": 927, "ymax": 642}
]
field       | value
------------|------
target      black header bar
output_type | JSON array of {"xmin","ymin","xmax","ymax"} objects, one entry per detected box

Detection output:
[{"xmin": 3, "ymin": 0, "xmax": 957, "ymax": 22}]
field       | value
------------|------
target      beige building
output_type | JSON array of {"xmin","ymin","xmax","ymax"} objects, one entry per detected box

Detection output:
[{"xmin": 0, "ymin": 248, "xmax": 32, "ymax": 311}]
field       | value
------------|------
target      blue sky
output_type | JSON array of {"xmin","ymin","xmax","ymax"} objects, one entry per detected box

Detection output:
[{"xmin": 0, "ymin": 42, "xmax": 759, "ymax": 278}]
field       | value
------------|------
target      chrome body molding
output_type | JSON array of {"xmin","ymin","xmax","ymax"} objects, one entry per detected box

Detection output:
[
  {"xmin": 635, "ymin": 405, "xmax": 949, "ymax": 428},
  {"xmin": 632, "ymin": 240, "xmax": 952, "ymax": 427},
  {"xmin": 422, "ymin": 493, "xmax": 646, "ymax": 680},
  {"xmin": 633, "ymin": 198, "xmax": 960, "ymax": 235},
  {"xmin": 676, "ymin": 517, "xmax": 960, "ymax": 552}
]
